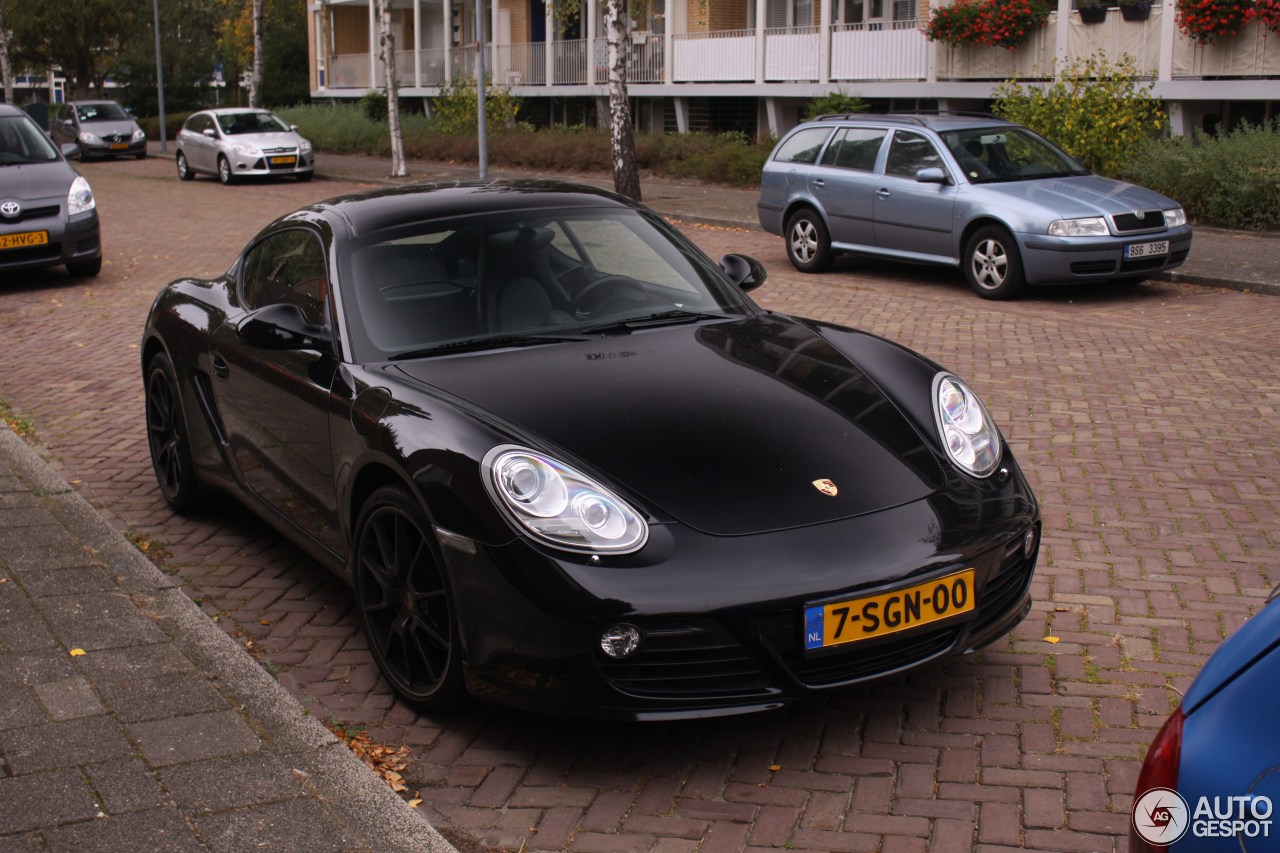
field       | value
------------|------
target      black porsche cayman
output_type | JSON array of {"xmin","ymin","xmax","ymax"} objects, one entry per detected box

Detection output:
[{"xmin": 142, "ymin": 181, "xmax": 1040, "ymax": 720}]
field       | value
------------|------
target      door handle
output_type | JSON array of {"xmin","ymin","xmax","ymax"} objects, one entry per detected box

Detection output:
[
  {"xmin": 211, "ymin": 353, "xmax": 229, "ymax": 380},
  {"xmin": 811, "ymin": 179, "xmax": 826, "ymax": 188},
  {"xmin": 876, "ymin": 188, "xmax": 891, "ymax": 198}
]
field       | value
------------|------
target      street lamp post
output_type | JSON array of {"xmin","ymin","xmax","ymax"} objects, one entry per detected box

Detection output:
[{"xmin": 152, "ymin": 0, "xmax": 167, "ymax": 153}]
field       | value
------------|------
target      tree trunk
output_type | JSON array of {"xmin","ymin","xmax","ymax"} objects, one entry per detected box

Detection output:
[
  {"xmin": 604, "ymin": 0, "xmax": 640, "ymax": 201},
  {"xmin": 0, "ymin": 5, "xmax": 13, "ymax": 107},
  {"xmin": 378, "ymin": 0, "xmax": 407, "ymax": 177},
  {"xmin": 250, "ymin": 0, "xmax": 264, "ymax": 108}
]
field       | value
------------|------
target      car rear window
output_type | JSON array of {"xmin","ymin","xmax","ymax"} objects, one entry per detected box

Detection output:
[{"xmin": 773, "ymin": 127, "xmax": 833, "ymax": 165}]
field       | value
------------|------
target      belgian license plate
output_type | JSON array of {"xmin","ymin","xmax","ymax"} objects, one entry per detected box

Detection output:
[
  {"xmin": 804, "ymin": 569, "xmax": 976, "ymax": 650},
  {"xmin": 270, "ymin": 155, "xmax": 296, "ymax": 166},
  {"xmin": 0, "ymin": 230, "xmax": 49, "ymax": 250},
  {"xmin": 110, "ymin": 142, "xmax": 128, "ymax": 150},
  {"xmin": 1125, "ymin": 240, "xmax": 1168, "ymax": 259}
]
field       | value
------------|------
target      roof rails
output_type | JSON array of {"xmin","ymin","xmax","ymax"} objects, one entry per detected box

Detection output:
[{"xmin": 813, "ymin": 110, "xmax": 1008, "ymax": 125}]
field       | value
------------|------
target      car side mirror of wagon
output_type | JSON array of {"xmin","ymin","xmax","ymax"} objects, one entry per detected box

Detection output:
[
  {"xmin": 915, "ymin": 167, "xmax": 949, "ymax": 185},
  {"xmin": 236, "ymin": 304, "xmax": 330, "ymax": 352},
  {"xmin": 719, "ymin": 254, "xmax": 767, "ymax": 292}
]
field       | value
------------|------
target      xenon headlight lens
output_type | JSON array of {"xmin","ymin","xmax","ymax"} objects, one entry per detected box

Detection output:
[
  {"xmin": 1047, "ymin": 217, "xmax": 1108, "ymax": 237},
  {"xmin": 933, "ymin": 373, "xmax": 1001, "ymax": 478},
  {"xmin": 67, "ymin": 176, "xmax": 95, "ymax": 215},
  {"xmin": 483, "ymin": 446, "xmax": 648, "ymax": 553}
]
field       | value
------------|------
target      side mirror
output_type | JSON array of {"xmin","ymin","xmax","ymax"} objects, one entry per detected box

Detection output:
[
  {"xmin": 202, "ymin": 128, "xmax": 217, "ymax": 138},
  {"xmin": 290, "ymin": 124, "xmax": 300, "ymax": 131},
  {"xmin": 61, "ymin": 143, "xmax": 80, "ymax": 160},
  {"xmin": 236, "ymin": 303, "xmax": 330, "ymax": 351},
  {"xmin": 916, "ymin": 167, "xmax": 949, "ymax": 185},
  {"xmin": 720, "ymin": 253, "xmax": 767, "ymax": 292}
]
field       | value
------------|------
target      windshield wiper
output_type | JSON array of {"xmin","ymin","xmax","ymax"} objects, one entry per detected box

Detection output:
[
  {"xmin": 580, "ymin": 309, "xmax": 732, "ymax": 335},
  {"xmin": 389, "ymin": 333, "xmax": 587, "ymax": 360}
]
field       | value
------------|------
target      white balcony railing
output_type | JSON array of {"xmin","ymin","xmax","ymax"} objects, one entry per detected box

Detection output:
[
  {"xmin": 1172, "ymin": 22, "xmax": 1280, "ymax": 77},
  {"xmin": 934, "ymin": 13, "xmax": 1057, "ymax": 79},
  {"xmin": 831, "ymin": 21, "xmax": 928, "ymax": 80},
  {"xmin": 672, "ymin": 30, "xmax": 755, "ymax": 82},
  {"xmin": 553, "ymin": 39, "xmax": 589, "ymax": 84},
  {"xmin": 765, "ymin": 27, "xmax": 819, "ymax": 81},
  {"xmin": 495, "ymin": 42, "xmax": 547, "ymax": 85}
]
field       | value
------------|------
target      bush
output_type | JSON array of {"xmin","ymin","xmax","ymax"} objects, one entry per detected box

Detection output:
[
  {"xmin": 431, "ymin": 77, "xmax": 523, "ymax": 134},
  {"xmin": 802, "ymin": 92, "xmax": 867, "ymax": 121},
  {"xmin": 136, "ymin": 112, "xmax": 194, "ymax": 141},
  {"xmin": 991, "ymin": 53, "xmax": 1165, "ymax": 177},
  {"xmin": 359, "ymin": 90, "xmax": 388, "ymax": 123},
  {"xmin": 1122, "ymin": 121, "xmax": 1280, "ymax": 230}
]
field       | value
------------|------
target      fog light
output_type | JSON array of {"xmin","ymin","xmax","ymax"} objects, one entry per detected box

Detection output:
[
  {"xmin": 600, "ymin": 624, "xmax": 641, "ymax": 658},
  {"xmin": 1023, "ymin": 527, "xmax": 1037, "ymax": 560}
]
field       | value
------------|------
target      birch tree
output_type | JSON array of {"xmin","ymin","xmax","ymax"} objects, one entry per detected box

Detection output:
[
  {"xmin": 0, "ymin": 1, "xmax": 14, "ymax": 107},
  {"xmin": 603, "ymin": 0, "xmax": 640, "ymax": 200},
  {"xmin": 377, "ymin": 0, "xmax": 407, "ymax": 177},
  {"xmin": 249, "ymin": 0, "xmax": 264, "ymax": 107}
]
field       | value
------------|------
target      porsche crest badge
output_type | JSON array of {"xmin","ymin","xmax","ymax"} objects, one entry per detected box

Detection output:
[{"xmin": 812, "ymin": 478, "xmax": 838, "ymax": 497}]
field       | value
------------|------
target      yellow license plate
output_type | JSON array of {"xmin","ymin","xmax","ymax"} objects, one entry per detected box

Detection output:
[
  {"xmin": 270, "ymin": 155, "xmax": 296, "ymax": 165},
  {"xmin": 804, "ymin": 569, "xmax": 976, "ymax": 650},
  {"xmin": 0, "ymin": 230, "xmax": 49, "ymax": 250},
  {"xmin": 110, "ymin": 143, "xmax": 128, "ymax": 150}
]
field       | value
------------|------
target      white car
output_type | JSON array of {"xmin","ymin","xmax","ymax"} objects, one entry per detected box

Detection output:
[{"xmin": 174, "ymin": 108, "xmax": 314, "ymax": 185}]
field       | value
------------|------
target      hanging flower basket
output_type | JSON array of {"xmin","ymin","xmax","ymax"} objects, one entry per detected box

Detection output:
[
  {"xmin": 1119, "ymin": 0, "xmax": 1152, "ymax": 21},
  {"xmin": 1247, "ymin": 0, "xmax": 1280, "ymax": 33},
  {"xmin": 1078, "ymin": 1, "xmax": 1109, "ymax": 23},
  {"xmin": 1176, "ymin": 0, "xmax": 1249, "ymax": 44},
  {"xmin": 926, "ymin": 0, "xmax": 1053, "ymax": 50}
]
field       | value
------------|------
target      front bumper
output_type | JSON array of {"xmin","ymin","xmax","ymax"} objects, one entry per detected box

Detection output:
[
  {"xmin": 227, "ymin": 149, "xmax": 315, "ymax": 178},
  {"xmin": 437, "ymin": 466, "xmax": 1041, "ymax": 720},
  {"xmin": 81, "ymin": 139, "xmax": 147, "ymax": 158},
  {"xmin": 0, "ymin": 208, "xmax": 101, "ymax": 274},
  {"xmin": 1017, "ymin": 224, "xmax": 1193, "ymax": 285}
]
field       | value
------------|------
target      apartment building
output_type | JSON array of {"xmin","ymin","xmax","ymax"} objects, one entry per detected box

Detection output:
[{"xmin": 307, "ymin": 0, "xmax": 1279, "ymax": 137}]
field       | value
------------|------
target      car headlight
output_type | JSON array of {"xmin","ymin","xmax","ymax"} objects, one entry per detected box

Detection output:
[
  {"xmin": 1047, "ymin": 217, "xmax": 1108, "ymax": 237},
  {"xmin": 483, "ymin": 446, "xmax": 648, "ymax": 554},
  {"xmin": 232, "ymin": 143, "xmax": 260, "ymax": 157},
  {"xmin": 932, "ymin": 373, "xmax": 1001, "ymax": 478},
  {"xmin": 67, "ymin": 176, "xmax": 96, "ymax": 215},
  {"xmin": 1163, "ymin": 207, "xmax": 1186, "ymax": 228},
  {"xmin": 78, "ymin": 131, "xmax": 101, "ymax": 144},
  {"xmin": 299, "ymin": 138, "xmax": 312, "ymax": 154},
  {"xmin": 132, "ymin": 128, "xmax": 146, "ymax": 142}
]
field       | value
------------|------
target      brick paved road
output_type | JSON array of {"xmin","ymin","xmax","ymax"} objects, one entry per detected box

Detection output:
[{"xmin": 2, "ymin": 158, "xmax": 1278, "ymax": 853}]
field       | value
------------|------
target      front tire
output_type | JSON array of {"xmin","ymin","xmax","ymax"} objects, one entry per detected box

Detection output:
[
  {"xmin": 353, "ymin": 486, "xmax": 465, "ymax": 711},
  {"xmin": 785, "ymin": 208, "xmax": 833, "ymax": 273},
  {"xmin": 176, "ymin": 152, "xmax": 194, "ymax": 181},
  {"xmin": 295, "ymin": 171, "xmax": 313, "ymax": 183},
  {"xmin": 964, "ymin": 225, "xmax": 1026, "ymax": 300},
  {"xmin": 217, "ymin": 155, "xmax": 235, "ymax": 185},
  {"xmin": 145, "ymin": 353, "xmax": 202, "ymax": 513},
  {"xmin": 66, "ymin": 257, "xmax": 101, "ymax": 277}
]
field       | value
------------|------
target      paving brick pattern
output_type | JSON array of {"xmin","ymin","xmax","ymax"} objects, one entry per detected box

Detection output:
[{"xmin": 2, "ymin": 158, "xmax": 1277, "ymax": 852}]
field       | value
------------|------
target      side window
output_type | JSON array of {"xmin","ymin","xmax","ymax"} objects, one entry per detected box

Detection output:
[
  {"xmin": 240, "ymin": 230, "xmax": 330, "ymax": 327},
  {"xmin": 773, "ymin": 127, "xmax": 834, "ymax": 165},
  {"xmin": 819, "ymin": 127, "xmax": 887, "ymax": 172},
  {"xmin": 884, "ymin": 131, "xmax": 944, "ymax": 179}
]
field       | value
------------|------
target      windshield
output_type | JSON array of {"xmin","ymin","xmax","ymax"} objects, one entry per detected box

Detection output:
[
  {"xmin": 76, "ymin": 102, "xmax": 129, "ymax": 122},
  {"xmin": 217, "ymin": 112, "xmax": 291, "ymax": 135},
  {"xmin": 340, "ymin": 207, "xmax": 753, "ymax": 362},
  {"xmin": 941, "ymin": 126, "xmax": 1089, "ymax": 183},
  {"xmin": 0, "ymin": 115, "xmax": 60, "ymax": 164}
]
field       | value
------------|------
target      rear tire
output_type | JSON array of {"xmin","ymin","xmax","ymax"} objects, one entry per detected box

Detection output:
[
  {"xmin": 145, "ymin": 353, "xmax": 202, "ymax": 513},
  {"xmin": 963, "ymin": 225, "xmax": 1026, "ymax": 300},
  {"xmin": 176, "ymin": 152, "xmax": 194, "ymax": 181},
  {"xmin": 785, "ymin": 208, "xmax": 833, "ymax": 273},
  {"xmin": 353, "ymin": 486, "xmax": 466, "ymax": 711}
]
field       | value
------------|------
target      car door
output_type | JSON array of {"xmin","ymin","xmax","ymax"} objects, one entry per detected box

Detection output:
[
  {"xmin": 808, "ymin": 126, "xmax": 887, "ymax": 249},
  {"xmin": 184, "ymin": 114, "xmax": 216, "ymax": 173},
  {"xmin": 52, "ymin": 105, "xmax": 75, "ymax": 147},
  {"xmin": 209, "ymin": 227, "xmax": 343, "ymax": 554},
  {"xmin": 872, "ymin": 129, "xmax": 958, "ymax": 262}
]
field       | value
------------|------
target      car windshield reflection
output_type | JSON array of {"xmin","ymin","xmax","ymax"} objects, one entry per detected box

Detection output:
[
  {"xmin": 940, "ymin": 127, "xmax": 1089, "ymax": 184},
  {"xmin": 342, "ymin": 209, "xmax": 751, "ymax": 361},
  {"xmin": 217, "ymin": 112, "xmax": 291, "ymax": 135}
]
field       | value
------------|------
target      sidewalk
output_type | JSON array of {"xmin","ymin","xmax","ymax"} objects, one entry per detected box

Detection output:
[
  {"xmin": 313, "ymin": 150, "xmax": 1280, "ymax": 297},
  {"xmin": 0, "ymin": 425, "xmax": 455, "ymax": 852}
]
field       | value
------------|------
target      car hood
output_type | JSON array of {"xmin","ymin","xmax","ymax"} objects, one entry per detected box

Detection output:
[
  {"xmin": 392, "ymin": 315, "xmax": 947, "ymax": 536},
  {"xmin": 0, "ymin": 160, "xmax": 74, "ymax": 201},
  {"xmin": 976, "ymin": 174, "xmax": 1177, "ymax": 221},
  {"xmin": 82, "ymin": 120, "xmax": 138, "ymax": 137}
]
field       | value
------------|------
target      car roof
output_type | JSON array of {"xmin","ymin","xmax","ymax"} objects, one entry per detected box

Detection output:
[
  {"xmin": 806, "ymin": 112, "xmax": 1016, "ymax": 133},
  {"xmin": 204, "ymin": 108, "xmax": 270, "ymax": 116},
  {"xmin": 305, "ymin": 180, "xmax": 639, "ymax": 238},
  {"xmin": 0, "ymin": 103, "xmax": 26, "ymax": 118},
  {"xmin": 68, "ymin": 99, "xmax": 123, "ymax": 106}
]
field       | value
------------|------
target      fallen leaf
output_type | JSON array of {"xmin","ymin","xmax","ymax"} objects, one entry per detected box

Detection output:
[
  {"xmin": 259, "ymin": 620, "xmax": 272, "ymax": 626},
  {"xmin": 1053, "ymin": 607, "xmax": 1071, "ymax": 612},
  {"xmin": 70, "ymin": 648, "xmax": 86, "ymax": 656},
  {"xmin": 408, "ymin": 797, "xmax": 423, "ymax": 808},
  {"xmin": 767, "ymin": 764, "xmax": 782, "ymax": 771},
  {"xmin": 1044, "ymin": 636, "xmax": 1060, "ymax": 644}
]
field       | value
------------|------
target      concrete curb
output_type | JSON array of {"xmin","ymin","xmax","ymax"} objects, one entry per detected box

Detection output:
[{"xmin": 0, "ymin": 425, "xmax": 457, "ymax": 853}]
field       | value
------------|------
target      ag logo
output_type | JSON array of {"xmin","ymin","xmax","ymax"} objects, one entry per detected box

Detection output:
[
  {"xmin": 1133, "ymin": 787, "xmax": 1190, "ymax": 845},
  {"xmin": 812, "ymin": 478, "xmax": 838, "ymax": 497}
]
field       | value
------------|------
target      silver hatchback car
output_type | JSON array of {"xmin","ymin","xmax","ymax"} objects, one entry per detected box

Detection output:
[
  {"xmin": 174, "ymin": 108, "xmax": 314, "ymax": 185},
  {"xmin": 757, "ymin": 113, "xmax": 1192, "ymax": 299}
]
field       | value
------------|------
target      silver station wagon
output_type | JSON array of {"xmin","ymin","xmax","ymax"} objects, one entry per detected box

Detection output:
[{"xmin": 757, "ymin": 113, "xmax": 1192, "ymax": 299}]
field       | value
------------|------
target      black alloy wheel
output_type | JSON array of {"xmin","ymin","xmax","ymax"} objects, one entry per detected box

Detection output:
[
  {"xmin": 353, "ymin": 486, "xmax": 464, "ymax": 710},
  {"xmin": 145, "ymin": 353, "xmax": 201, "ymax": 512}
]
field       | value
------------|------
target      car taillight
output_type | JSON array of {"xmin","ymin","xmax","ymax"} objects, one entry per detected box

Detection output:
[{"xmin": 1129, "ymin": 705, "xmax": 1185, "ymax": 853}]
